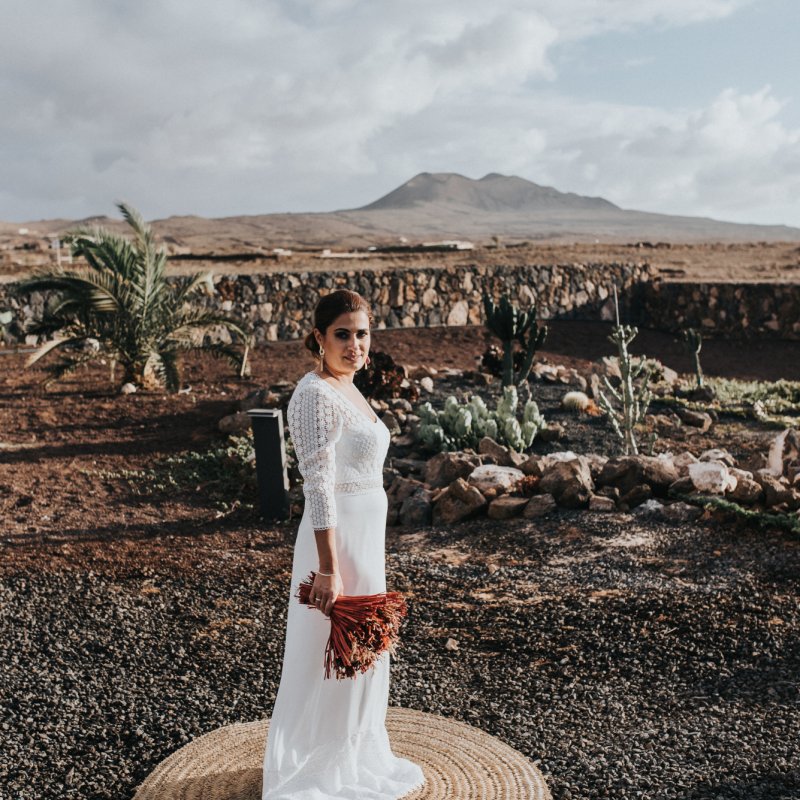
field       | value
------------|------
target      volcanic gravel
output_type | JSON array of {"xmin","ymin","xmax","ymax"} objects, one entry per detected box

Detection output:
[{"xmin": 1, "ymin": 509, "xmax": 798, "ymax": 800}]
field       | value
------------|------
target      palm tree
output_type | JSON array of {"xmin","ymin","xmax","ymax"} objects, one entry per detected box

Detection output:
[{"xmin": 13, "ymin": 202, "xmax": 252, "ymax": 392}]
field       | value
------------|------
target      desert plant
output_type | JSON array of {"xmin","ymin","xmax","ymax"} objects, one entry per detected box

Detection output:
[
  {"xmin": 415, "ymin": 384, "xmax": 546, "ymax": 453},
  {"xmin": 482, "ymin": 291, "xmax": 547, "ymax": 386},
  {"xmin": 353, "ymin": 349, "xmax": 419, "ymax": 402},
  {"xmin": 11, "ymin": 202, "xmax": 252, "ymax": 391},
  {"xmin": 681, "ymin": 327, "xmax": 704, "ymax": 387},
  {"xmin": 597, "ymin": 323, "xmax": 655, "ymax": 455}
]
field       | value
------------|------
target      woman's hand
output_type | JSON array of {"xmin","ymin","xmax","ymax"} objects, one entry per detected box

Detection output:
[{"xmin": 309, "ymin": 571, "xmax": 343, "ymax": 617}]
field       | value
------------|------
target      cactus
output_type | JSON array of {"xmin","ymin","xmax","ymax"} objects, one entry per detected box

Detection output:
[
  {"xmin": 680, "ymin": 328, "xmax": 704, "ymax": 388},
  {"xmin": 483, "ymin": 291, "xmax": 547, "ymax": 386},
  {"xmin": 596, "ymin": 324, "xmax": 655, "ymax": 455},
  {"xmin": 415, "ymin": 385, "xmax": 546, "ymax": 454}
]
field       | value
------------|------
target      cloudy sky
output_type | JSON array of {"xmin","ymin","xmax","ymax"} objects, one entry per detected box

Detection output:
[{"xmin": 2, "ymin": 0, "xmax": 799, "ymax": 226}]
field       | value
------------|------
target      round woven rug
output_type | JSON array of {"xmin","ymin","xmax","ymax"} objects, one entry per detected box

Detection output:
[{"xmin": 132, "ymin": 707, "xmax": 552, "ymax": 799}]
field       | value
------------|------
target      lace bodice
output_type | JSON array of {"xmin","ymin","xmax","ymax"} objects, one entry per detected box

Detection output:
[{"xmin": 286, "ymin": 371, "xmax": 391, "ymax": 530}]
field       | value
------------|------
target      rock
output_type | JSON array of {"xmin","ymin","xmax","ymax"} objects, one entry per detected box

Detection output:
[
  {"xmin": 218, "ymin": 411, "xmax": 252, "ymax": 434},
  {"xmin": 487, "ymin": 496, "xmax": 529, "ymax": 519},
  {"xmin": 380, "ymin": 410, "xmax": 402, "ymax": 435},
  {"xmin": 584, "ymin": 453, "xmax": 609, "ymax": 481},
  {"xmin": 688, "ymin": 461, "xmax": 736, "ymax": 494},
  {"xmin": 728, "ymin": 476, "xmax": 763, "ymax": 505},
  {"xmin": 409, "ymin": 365, "xmax": 437, "ymax": 380},
  {"xmin": 478, "ymin": 436, "xmax": 525, "ymax": 468},
  {"xmin": 597, "ymin": 485, "xmax": 620, "ymax": 501},
  {"xmin": 699, "ymin": 448, "xmax": 736, "ymax": 467},
  {"xmin": 523, "ymin": 493, "xmax": 558, "ymax": 517},
  {"xmin": 675, "ymin": 407, "xmax": 713, "ymax": 431},
  {"xmin": 686, "ymin": 384, "xmax": 717, "ymax": 402},
  {"xmin": 520, "ymin": 454, "xmax": 547, "ymax": 477},
  {"xmin": 389, "ymin": 398, "xmax": 413, "ymax": 413},
  {"xmin": 539, "ymin": 456, "xmax": 593, "ymax": 508},
  {"xmin": 620, "ymin": 483, "xmax": 652, "ymax": 509},
  {"xmin": 433, "ymin": 478, "xmax": 487, "ymax": 524},
  {"xmin": 238, "ymin": 387, "xmax": 281, "ymax": 412},
  {"xmin": 445, "ymin": 637, "xmax": 460, "ymax": 651},
  {"xmin": 672, "ymin": 451, "xmax": 699, "ymax": 474},
  {"xmin": 425, "ymin": 451, "xmax": 481, "ymax": 489},
  {"xmin": 447, "ymin": 300, "xmax": 469, "ymax": 326},
  {"xmin": 754, "ymin": 472, "xmax": 800, "ymax": 509},
  {"xmin": 596, "ymin": 454, "xmax": 679, "ymax": 497},
  {"xmin": 120, "ymin": 382, "xmax": 137, "ymax": 394},
  {"xmin": 419, "ymin": 376, "xmax": 434, "ymax": 393},
  {"xmin": 588, "ymin": 495, "xmax": 617, "ymax": 511},
  {"xmin": 632, "ymin": 498, "xmax": 665, "ymax": 516},
  {"xmin": 668, "ymin": 476, "xmax": 696, "ymax": 495},
  {"xmin": 391, "ymin": 458, "xmax": 427, "ymax": 477},
  {"xmin": 467, "ymin": 464, "xmax": 525, "ymax": 494},
  {"xmin": 399, "ymin": 488, "xmax": 433, "ymax": 526},
  {"xmin": 538, "ymin": 423, "xmax": 565, "ymax": 442},
  {"xmin": 387, "ymin": 476, "xmax": 427, "ymax": 505}
]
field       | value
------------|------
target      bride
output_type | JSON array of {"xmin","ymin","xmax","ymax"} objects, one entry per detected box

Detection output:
[{"xmin": 262, "ymin": 289, "xmax": 427, "ymax": 799}]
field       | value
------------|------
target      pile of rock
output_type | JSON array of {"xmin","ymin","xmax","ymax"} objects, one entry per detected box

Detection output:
[{"xmin": 384, "ymin": 433, "xmax": 800, "ymax": 527}]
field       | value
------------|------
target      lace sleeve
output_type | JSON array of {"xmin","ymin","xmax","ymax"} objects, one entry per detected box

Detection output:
[{"xmin": 287, "ymin": 381, "xmax": 343, "ymax": 530}]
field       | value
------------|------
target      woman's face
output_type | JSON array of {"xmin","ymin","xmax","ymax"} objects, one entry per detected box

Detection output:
[{"xmin": 315, "ymin": 309, "xmax": 371, "ymax": 375}]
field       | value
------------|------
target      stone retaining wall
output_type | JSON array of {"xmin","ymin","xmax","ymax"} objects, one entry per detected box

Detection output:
[
  {"xmin": 627, "ymin": 281, "xmax": 800, "ymax": 340},
  {"xmin": 0, "ymin": 261, "xmax": 655, "ymax": 345},
  {"xmin": 3, "ymin": 262, "xmax": 798, "ymax": 345}
]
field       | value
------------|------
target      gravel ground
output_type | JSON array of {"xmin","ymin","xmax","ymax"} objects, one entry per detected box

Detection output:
[{"xmin": 1, "ymin": 509, "xmax": 798, "ymax": 800}]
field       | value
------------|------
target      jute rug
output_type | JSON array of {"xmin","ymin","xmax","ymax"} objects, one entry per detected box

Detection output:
[{"xmin": 132, "ymin": 707, "xmax": 552, "ymax": 799}]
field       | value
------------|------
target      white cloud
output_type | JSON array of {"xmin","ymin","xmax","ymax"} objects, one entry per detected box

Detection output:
[{"xmin": 1, "ymin": 0, "xmax": 797, "ymax": 227}]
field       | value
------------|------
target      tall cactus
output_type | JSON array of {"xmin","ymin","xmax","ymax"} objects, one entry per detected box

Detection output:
[
  {"xmin": 482, "ymin": 291, "xmax": 547, "ymax": 386},
  {"xmin": 680, "ymin": 327, "xmax": 704, "ymax": 388},
  {"xmin": 597, "ymin": 324, "xmax": 654, "ymax": 455}
]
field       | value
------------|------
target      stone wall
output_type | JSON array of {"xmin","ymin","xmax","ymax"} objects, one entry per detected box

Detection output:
[
  {"xmin": 627, "ymin": 281, "xmax": 800, "ymax": 340},
  {"xmin": 0, "ymin": 261, "xmax": 656, "ymax": 346}
]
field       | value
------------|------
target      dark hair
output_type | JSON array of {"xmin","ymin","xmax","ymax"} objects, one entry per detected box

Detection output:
[{"xmin": 303, "ymin": 289, "xmax": 374, "ymax": 356}]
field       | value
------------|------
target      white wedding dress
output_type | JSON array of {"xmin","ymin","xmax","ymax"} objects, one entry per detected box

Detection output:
[{"xmin": 262, "ymin": 370, "xmax": 426, "ymax": 800}]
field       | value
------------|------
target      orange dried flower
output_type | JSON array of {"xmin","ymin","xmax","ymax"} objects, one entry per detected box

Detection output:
[{"xmin": 296, "ymin": 571, "xmax": 409, "ymax": 680}]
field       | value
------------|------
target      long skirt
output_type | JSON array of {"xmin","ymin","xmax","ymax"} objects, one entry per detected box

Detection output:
[{"xmin": 262, "ymin": 487, "xmax": 426, "ymax": 800}]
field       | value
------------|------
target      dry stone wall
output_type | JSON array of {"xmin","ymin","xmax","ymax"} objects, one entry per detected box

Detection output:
[
  {"xmin": 0, "ymin": 261, "xmax": 655, "ymax": 345},
  {"xmin": 3, "ymin": 262, "xmax": 798, "ymax": 345},
  {"xmin": 627, "ymin": 281, "xmax": 800, "ymax": 340}
]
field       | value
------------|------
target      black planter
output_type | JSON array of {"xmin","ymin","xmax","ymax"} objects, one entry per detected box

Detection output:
[{"xmin": 246, "ymin": 408, "xmax": 289, "ymax": 521}]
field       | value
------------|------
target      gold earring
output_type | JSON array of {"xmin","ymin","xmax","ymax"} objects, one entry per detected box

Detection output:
[{"xmin": 318, "ymin": 346, "xmax": 325, "ymax": 370}]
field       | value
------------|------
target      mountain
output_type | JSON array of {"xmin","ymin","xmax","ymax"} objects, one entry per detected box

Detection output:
[
  {"xmin": 2, "ymin": 173, "xmax": 799, "ymax": 249},
  {"xmin": 357, "ymin": 172, "xmax": 619, "ymax": 213}
]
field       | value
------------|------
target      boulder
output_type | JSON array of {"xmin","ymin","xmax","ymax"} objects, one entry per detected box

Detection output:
[
  {"xmin": 523, "ymin": 493, "xmax": 558, "ymax": 517},
  {"xmin": 658, "ymin": 501, "xmax": 703, "ymax": 522},
  {"xmin": 754, "ymin": 472, "xmax": 800, "ymax": 509},
  {"xmin": 399, "ymin": 488, "xmax": 433, "ymax": 526},
  {"xmin": 539, "ymin": 456, "xmax": 593, "ymax": 508},
  {"xmin": 588, "ymin": 495, "xmax": 617, "ymax": 511},
  {"xmin": 687, "ymin": 461, "xmax": 736, "ymax": 494},
  {"xmin": 425, "ymin": 451, "xmax": 481, "ymax": 489},
  {"xmin": 478, "ymin": 436, "xmax": 525, "ymax": 468},
  {"xmin": 699, "ymin": 448, "xmax": 736, "ymax": 468},
  {"xmin": 467, "ymin": 464, "xmax": 524, "ymax": 494},
  {"xmin": 433, "ymin": 478, "xmax": 487, "ymax": 524},
  {"xmin": 380, "ymin": 410, "xmax": 402, "ymax": 436},
  {"xmin": 728, "ymin": 476, "xmax": 763, "ymax": 505},
  {"xmin": 620, "ymin": 483, "xmax": 652, "ymax": 509},
  {"xmin": 596, "ymin": 454, "xmax": 679, "ymax": 497},
  {"xmin": 675, "ymin": 407, "xmax": 713, "ymax": 431},
  {"xmin": 520, "ymin": 453, "xmax": 547, "ymax": 477},
  {"xmin": 487, "ymin": 496, "xmax": 529, "ymax": 520},
  {"xmin": 672, "ymin": 451, "xmax": 699, "ymax": 475}
]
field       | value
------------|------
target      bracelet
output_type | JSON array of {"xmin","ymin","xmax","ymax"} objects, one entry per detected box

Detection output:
[{"xmin": 317, "ymin": 569, "xmax": 337, "ymax": 576}]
